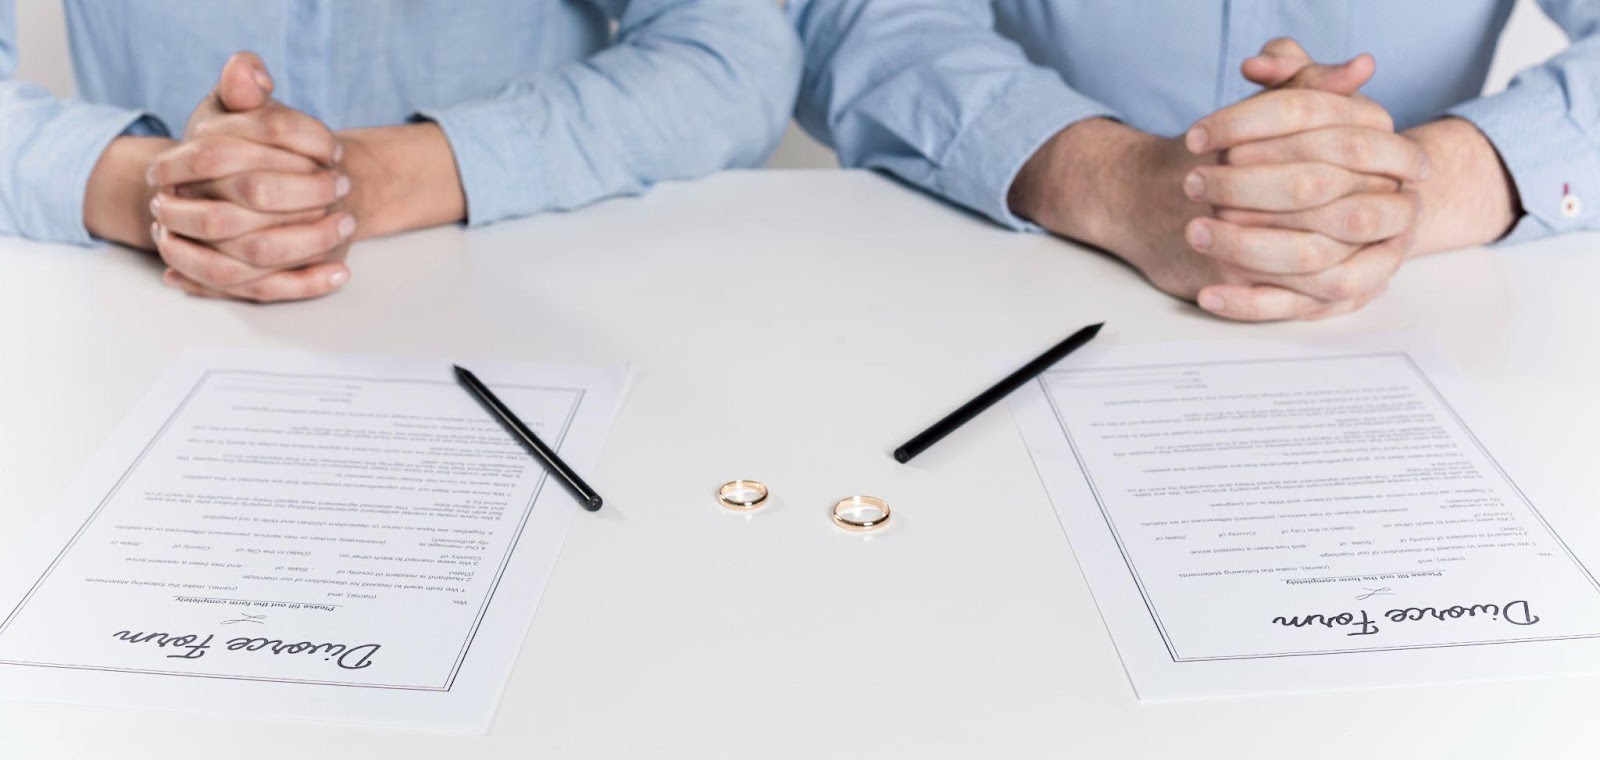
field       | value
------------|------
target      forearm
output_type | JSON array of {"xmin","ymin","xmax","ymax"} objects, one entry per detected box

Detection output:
[
  {"xmin": 1011, "ymin": 118, "xmax": 1135, "ymax": 248},
  {"xmin": 1439, "ymin": 9, "xmax": 1600, "ymax": 243},
  {"xmin": 338, "ymin": 123, "xmax": 465, "ymax": 239},
  {"xmin": 1401, "ymin": 117, "xmax": 1521, "ymax": 256},
  {"xmin": 794, "ymin": 0, "xmax": 1115, "ymax": 228},
  {"xmin": 83, "ymin": 136, "xmax": 174, "ymax": 249},
  {"xmin": 407, "ymin": 0, "xmax": 795, "ymax": 227},
  {"xmin": 1009, "ymin": 118, "xmax": 1211, "ymax": 265}
]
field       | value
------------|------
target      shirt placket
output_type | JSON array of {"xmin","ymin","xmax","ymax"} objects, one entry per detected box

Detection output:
[
  {"xmin": 284, "ymin": 0, "xmax": 332, "ymax": 122},
  {"xmin": 1216, "ymin": 0, "xmax": 1279, "ymax": 109}
]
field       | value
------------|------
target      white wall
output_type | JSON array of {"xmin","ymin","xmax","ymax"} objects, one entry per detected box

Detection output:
[
  {"xmin": 13, "ymin": 0, "xmax": 73, "ymax": 95},
  {"xmin": 12, "ymin": 0, "xmax": 1569, "ymax": 169}
]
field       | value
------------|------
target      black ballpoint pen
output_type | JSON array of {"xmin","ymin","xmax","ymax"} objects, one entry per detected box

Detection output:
[
  {"xmin": 894, "ymin": 322, "xmax": 1104, "ymax": 464},
  {"xmin": 453, "ymin": 365, "xmax": 604, "ymax": 511}
]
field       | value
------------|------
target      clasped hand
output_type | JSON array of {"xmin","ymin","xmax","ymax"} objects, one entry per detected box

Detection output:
[
  {"xmin": 1180, "ymin": 39, "xmax": 1428, "ymax": 320},
  {"xmin": 146, "ymin": 53, "xmax": 354, "ymax": 302},
  {"xmin": 1013, "ymin": 38, "xmax": 1430, "ymax": 321}
]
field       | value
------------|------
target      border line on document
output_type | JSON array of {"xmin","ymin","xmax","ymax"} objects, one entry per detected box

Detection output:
[
  {"xmin": 0, "ymin": 369, "xmax": 586, "ymax": 691},
  {"xmin": 1041, "ymin": 352, "xmax": 1600, "ymax": 662},
  {"xmin": 441, "ymin": 386, "xmax": 584, "ymax": 691},
  {"xmin": 1041, "ymin": 377, "xmax": 1181, "ymax": 661}
]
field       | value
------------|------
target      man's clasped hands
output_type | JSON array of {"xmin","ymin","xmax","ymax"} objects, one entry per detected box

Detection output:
[
  {"xmin": 1012, "ymin": 38, "xmax": 1434, "ymax": 322},
  {"xmin": 127, "ymin": 52, "xmax": 458, "ymax": 303},
  {"xmin": 140, "ymin": 53, "xmax": 357, "ymax": 302},
  {"xmin": 144, "ymin": 41, "xmax": 1429, "ymax": 321}
]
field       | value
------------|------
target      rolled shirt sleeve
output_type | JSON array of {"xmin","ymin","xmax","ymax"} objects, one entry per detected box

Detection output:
[
  {"xmin": 789, "ymin": 0, "xmax": 1118, "ymax": 230},
  {"xmin": 1445, "ymin": 0, "xmax": 1600, "ymax": 244},
  {"xmin": 0, "ymin": 2, "xmax": 162, "ymax": 244},
  {"xmin": 417, "ymin": 0, "xmax": 801, "ymax": 227}
]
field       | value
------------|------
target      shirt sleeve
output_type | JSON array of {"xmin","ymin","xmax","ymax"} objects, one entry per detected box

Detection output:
[
  {"xmin": 416, "ymin": 0, "xmax": 801, "ymax": 228},
  {"xmin": 1445, "ymin": 0, "xmax": 1600, "ymax": 244},
  {"xmin": 789, "ymin": 0, "xmax": 1117, "ymax": 230},
  {"xmin": 0, "ymin": 0, "xmax": 163, "ymax": 244}
]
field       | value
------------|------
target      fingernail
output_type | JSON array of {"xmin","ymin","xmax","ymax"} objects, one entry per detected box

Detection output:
[
  {"xmin": 332, "ymin": 141, "xmax": 344, "ymax": 164},
  {"xmin": 329, "ymin": 268, "xmax": 350, "ymax": 288},
  {"xmin": 1183, "ymin": 171, "xmax": 1206, "ymax": 200},
  {"xmin": 148, "ymin": 194, "xmax": 161, "ymax": 220},
  {"xmin": 337, "ymin": 215, "xmax": 357, "ymax": 239},
  {"xmin": 334, "ymin": 174, "xmax": 351, "ymax": 199},
  {"xmin": 1186, "ymin": 125, "xmax": 1209, "ymax": 153},
  {"xmin": 1199, "ymin": 292, "xmax": 1226, "ymax": 313},
  {"xmin": 1419, "ymin": 154, "xmax": 1433, "ymax": 181},
  {"xmin": 253, "ymin": 68, "xmax": 273, "ymax": 92},
  {"xmin": 144, "ymin": 166, "xmax": 157, "ymax": 187},
  {"xmin": 1187, "ymin": 219, "xmax": 1213, "ymax": 251},
  {"xmin": 149, "ymin": 221, "xmax": 162, "ymax": 242},
  {"xmin": 162, "ymin": 269, "xmax": 178, "ymax": 287}
]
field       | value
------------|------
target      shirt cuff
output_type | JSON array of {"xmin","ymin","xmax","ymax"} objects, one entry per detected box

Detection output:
[
  {"xmin": 938, "ymin": 70, "xmax": 1120, "ymax": 231},
  {"xmin": 13, "ymin": 103, "xmax": 154, "ymax": 245},
  {"xmin": 1447, "ymin": 82, "xmax": 1600, "ymax": 246},
  {"xmin": 414, "ymin": 102, "xmax": 549, "ymax": 228}
]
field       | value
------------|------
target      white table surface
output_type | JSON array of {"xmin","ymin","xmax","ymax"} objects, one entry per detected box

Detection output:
[{"xmin": 1, "ymin": 169, "xmax": 1597, "ymax": 759}]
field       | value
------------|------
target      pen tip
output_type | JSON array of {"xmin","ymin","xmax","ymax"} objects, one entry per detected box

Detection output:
[{"xmin": 1086, "ymin": 322, "xmax": 1105, "ymax": 335}]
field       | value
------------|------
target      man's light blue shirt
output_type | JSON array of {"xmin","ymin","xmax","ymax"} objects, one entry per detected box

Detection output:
[
  {"xmin": 0, "ymin": 0, "xmax": 801, "ymax": 244},
  {"xmin": 791, "ymin": 0, "xmax": 1600, "ymax": 244}
]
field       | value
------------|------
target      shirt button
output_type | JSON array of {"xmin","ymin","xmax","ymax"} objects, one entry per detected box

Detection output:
[{"xmin": 1561, "ymin": 192, "xmax": 1582, "ymax": 218}]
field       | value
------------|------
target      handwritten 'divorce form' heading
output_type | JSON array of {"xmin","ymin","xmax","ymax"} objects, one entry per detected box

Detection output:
[
  {"xmin": 1011, "ymin": 340, "xmax": 1600, "ymax": 700},
  {"xmin": 0, "ymin": 349, "xmax": 625, "ymax": 730}
]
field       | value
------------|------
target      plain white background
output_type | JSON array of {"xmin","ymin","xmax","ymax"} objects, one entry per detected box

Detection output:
[{"xmin": 10, "ymin": 0, "xmax": 1572, "ymax": 170}]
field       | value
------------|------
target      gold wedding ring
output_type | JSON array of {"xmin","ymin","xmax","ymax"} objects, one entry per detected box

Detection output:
[
  {"xmin": 831, "ymin": 495, "xmax": 890, "ymax": 532},
  {"xmin": 717, "ymin": 480, "xmax": 769, "ymax": 511}
]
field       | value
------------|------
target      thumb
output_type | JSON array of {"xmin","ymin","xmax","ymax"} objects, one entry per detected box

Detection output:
[
  {"xmin": 1283, "ymin": 53, "xmax": 1374, "ymax": 96},
  {"xmin": 1243, "ymin": 51, "xmax": 1375, "ymax": 97},
  {"xmin": 1239, "ymin": 37, "xmax": 1313, "ymax": 87},
  {"xmin": 215, "ymin": 51, "xmax": 274, "ymax": 112}
]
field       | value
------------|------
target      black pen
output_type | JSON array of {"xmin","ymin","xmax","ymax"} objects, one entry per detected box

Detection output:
[
  {"xmin": 453, "ymin": 365, "xmax": 604, "ymax": 511},
  {"xmin": 894, "ymin": 322, "xmax": 1104, "ymax": 464}
]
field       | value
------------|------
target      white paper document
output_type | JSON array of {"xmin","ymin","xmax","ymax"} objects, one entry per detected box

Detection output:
[
  {"xmin": 0, "ymin": 349, "xmax": 625, "ymax": 730},
  {"xmin": 1010, "ymin": 336, "xmax": 1600, "ymax": 700}
]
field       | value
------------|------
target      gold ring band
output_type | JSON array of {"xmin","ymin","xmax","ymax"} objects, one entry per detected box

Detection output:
[
  {"xmin": 831, "ymin": 495, "xmax": 890, "ymax": 531},
  {"xmin": 717, "ymin": 480, "xmax": 769, "ymax": 510}
]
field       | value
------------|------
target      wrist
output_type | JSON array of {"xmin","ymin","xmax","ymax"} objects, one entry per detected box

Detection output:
[
  {"xmin": 337, "ymin": 122, "xmax": 466, "ymax": 239},
  {"xmin": 1009, "ymin": 118, "xmax": 1212, "ymax": 270},
  {"xmin": 83, "ymin": 136, "xmax": 176, "ymax": 248},
  {"xmin": 1401, "ymin": 117, "xmax": 1521, "ymax": 255},
  {"xmin": 1009, "ymin": 118, "xmax": 1130, "ymax": 245}
]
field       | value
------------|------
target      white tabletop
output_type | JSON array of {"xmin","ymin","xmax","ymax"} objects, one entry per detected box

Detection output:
[{"xmin": 2, "ymin": 170, "xmax": 1597, "ymax": 759}]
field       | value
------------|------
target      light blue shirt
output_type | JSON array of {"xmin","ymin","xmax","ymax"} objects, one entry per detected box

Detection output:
[
  {"xmin": 0, "ymin": 0, "xmax": 801, "ymax": 244},
  {"xmin": 791, "ymin": 0, "xmax": 1600, "ymax": 244}
]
